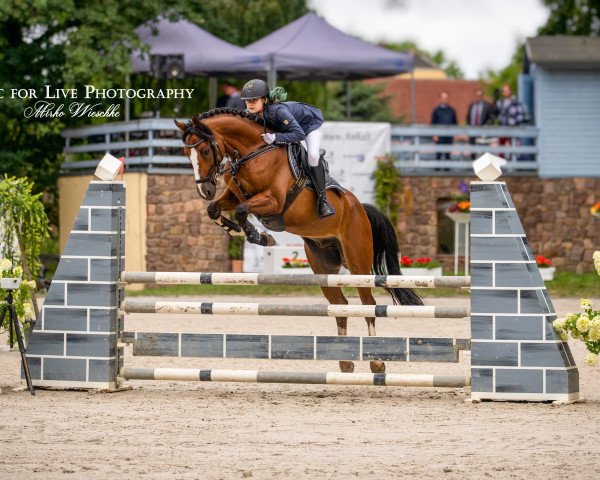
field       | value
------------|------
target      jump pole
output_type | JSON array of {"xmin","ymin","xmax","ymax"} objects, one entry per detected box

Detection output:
[
  {"xmin": 121, "ymin": 272, "xmax": 471, "ymax": 289},
  {"xmin": 120, "ymin": 367, "xmax": 470, "ymax": 388}
]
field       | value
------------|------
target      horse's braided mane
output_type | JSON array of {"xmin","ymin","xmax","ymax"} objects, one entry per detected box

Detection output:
[
  {"xmin": 181, "ymin": 107, "xmax": 264, "ymax": 143},
  {"xmin": 195, "ymin": 107, "xmax": 264, "ymax": 125},
  {"xmin": 182, "ymin": 108, "xmax": 264, "ymax": 142}
]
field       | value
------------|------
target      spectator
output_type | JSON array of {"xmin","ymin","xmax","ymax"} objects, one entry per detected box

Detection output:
[
  {"xmin": 216, "ymin": 82, "xmax": 230, "ymax": 108},
  {"xmin": 466, "ymin": 88, "xmax": 495, "ymax": 158},
  {"xmin": 431, "ymin": 91, "xmax": 457, "ymax": 161},
  {"xmin": 495, "ymin": 84, "xmax": 530, "ymax": 159},
  {"xmin": 223, "ymin": 81, "xmax": 245, "ymax": 110}
]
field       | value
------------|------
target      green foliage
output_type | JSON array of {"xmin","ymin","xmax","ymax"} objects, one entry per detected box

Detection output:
[
  {"xmin": 553, "ymin": 298, "xmax": 600, "ymax": 365},
  {"xmin": 0, "ymin": 259, "xmax": 37, "ymax": 343},
  {"xmin": 0, "ymin": 176, "xmax": 50, "ymax": 278},
  {"xmin": 184, "ymin": 0, "xmax": 308, "ymax": 46},
  {"xmin": 484, "ymin": 46, "xmax": 524, "ymax": 99},
  {"xmin": 327, "ymin": 81, "xmax": 399, "ymax": 122},
  {"xmin": 0, "ymin": 0, "xmax": 310, "ymax": 228},
  {"xmin": 383, "ymin": 41, "xmax": 464, "ymax": 79},
  {"xmin": 228, "ymin": 236, "xmax": 245, "ymax": 260},
  {"xmin": 373, "ymin": 154, "xmax": 400, "ymax": 225},
  {"xmin": 539, "ymin": 0, "xmax": 600, "ymax": 35},
  {"xmin": 486, "ymin": 1, "xmax": 600, "ymax": 99}
]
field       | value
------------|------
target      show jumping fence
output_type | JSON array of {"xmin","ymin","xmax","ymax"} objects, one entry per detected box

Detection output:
[{"xmin": 24, "ymin": 174, "xmax": 579, "ymax": 402}]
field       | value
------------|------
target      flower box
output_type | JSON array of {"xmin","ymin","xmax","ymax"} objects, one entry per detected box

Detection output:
[
  {"xmin": 539, "ymin": 267, "xmax": 555, "ymax": 281},
  {"xmin": 402, "ymin": 267, "xmax": 443, "ymax": 276},
  {"xmin": 263, "ymin": 246, "xmax": 314, "ymax": 274},
  {"xmin": 445, "ymin": 211, "xmax": 470, "ymax": 223}
]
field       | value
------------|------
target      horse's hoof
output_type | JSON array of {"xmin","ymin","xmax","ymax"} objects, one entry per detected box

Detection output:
[
  {"xmin": 261, "ymin": 233, "xmax": 277, "ymax": 247},
  {"xmin": 339, "ymin": 361, "xmax": 354, "ymax": 373},
  {"xmin": 370, "ymin": 361, "xmax": 385, "ymax": 373}
]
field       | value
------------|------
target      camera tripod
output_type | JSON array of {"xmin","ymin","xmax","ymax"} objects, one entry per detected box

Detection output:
[{"xmin": 1, "ymin": 290, "xmax": 35, "ymax": 395}]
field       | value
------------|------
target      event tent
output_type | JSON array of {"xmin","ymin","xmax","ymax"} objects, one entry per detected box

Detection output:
[
  {"xmin": 246, "ymin": 12, "xmax": 414, "ymax": 84},
  {"xmin": 131, "ymin": 17, "xmax": 267, "ymax": 75}
]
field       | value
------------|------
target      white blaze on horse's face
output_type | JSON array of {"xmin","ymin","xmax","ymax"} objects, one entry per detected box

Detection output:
[{"xmin": 187, "ymin": 147, "xmax": 206, "ymax": 199}]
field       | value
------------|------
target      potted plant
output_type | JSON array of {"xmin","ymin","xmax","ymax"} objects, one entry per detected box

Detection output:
[
  {"xmin": 536, "ymin": 255, "xmax": 555, "ymax": 281},
  {"xmin": 445, "ymin": 180, "xmax": 470, "ymax": 223},
  {"xmin": 400, "ymin": 256, "xmax": 443, "ymax": 276},
  {"xmin": 228, "ymin": 236, "xmax": 245, "ymax": 273},
  {"xmin": 553, "ymin": 253, "xmax": 600, "ymax": 366}
]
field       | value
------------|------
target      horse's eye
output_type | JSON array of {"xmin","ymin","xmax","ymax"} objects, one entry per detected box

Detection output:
[{"xmin": 201, "ymin": 148, "xmax": 210, "ymax": 156}]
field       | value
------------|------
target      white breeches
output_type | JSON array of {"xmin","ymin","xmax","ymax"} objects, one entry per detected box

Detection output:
[{"xmin": 305, "ymin": 128, "xmax": 322, "ymax": 167}]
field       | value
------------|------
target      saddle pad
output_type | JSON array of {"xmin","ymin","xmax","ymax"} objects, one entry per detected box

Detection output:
[{"xmin": 287, "ymin": 143, "xmax": 345, "ymax": 194}]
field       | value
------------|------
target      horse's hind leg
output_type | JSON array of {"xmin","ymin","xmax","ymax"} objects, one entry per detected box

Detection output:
[
  {"xmin": 357, "ymin": 287, "xmax": 385, "ymax": 373},
  {"xmin": 303, "ymin": 239, "xmax": 354, "ymax": 373},
  {"xmin": 339, "ymin": 224, "xmax": 385, "ymax": 373}
]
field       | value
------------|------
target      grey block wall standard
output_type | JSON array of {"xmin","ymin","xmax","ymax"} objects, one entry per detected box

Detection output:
[
  {"xmin": 24, "ymin": 181, "xmax": 125, "ymax": 389},
  {"xmin": 470, "ymin": 182, "xmax": 579, "ymax": 402}
]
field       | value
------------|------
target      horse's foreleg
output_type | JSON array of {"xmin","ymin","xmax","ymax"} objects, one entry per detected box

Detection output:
[
  {"xmin": 207, "ymin": 189, "xmax": 243, "ymax": 236},
  {"xmin": 234, "ymin": 192, "xmax": 281, "ymax": 246}
]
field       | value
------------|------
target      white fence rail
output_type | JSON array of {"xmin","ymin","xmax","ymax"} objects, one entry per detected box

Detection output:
[{"xmin": 61, "ymin": 120, "xmax": 538, "ymax": 175}]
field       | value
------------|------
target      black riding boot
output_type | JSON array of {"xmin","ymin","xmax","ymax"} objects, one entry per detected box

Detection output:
[{"xmin": 309, "ymin": 160, "xmax": 335, "ymax": 219}]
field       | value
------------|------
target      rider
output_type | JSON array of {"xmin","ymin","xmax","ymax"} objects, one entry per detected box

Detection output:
[{"xmin": 240, "ymin": 79, "xmax": 335, "ymax": 219}]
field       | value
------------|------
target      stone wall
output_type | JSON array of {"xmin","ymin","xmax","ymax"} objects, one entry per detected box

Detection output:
[
  {"xmin": 145, "ymin": 175, "xmax": 230, "ymax": 272},
  {"xmin": 396, "ymin": 176, "xmax": 600, "ymax": 273},
  {"xmin": 142, "ymin": 174, "xmax": 598, "ymax": 274}
]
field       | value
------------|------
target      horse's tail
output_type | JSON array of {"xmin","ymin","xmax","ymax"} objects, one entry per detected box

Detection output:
[{"xmin": 362, "ymin": 203, "xmax": 423, "ymax": 306}]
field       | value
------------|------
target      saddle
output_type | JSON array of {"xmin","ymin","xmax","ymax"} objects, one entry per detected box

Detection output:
[
  {"xmin": 256, "ymin": 143, "xmax": 345, "ymax": 232},
  {"xmin": 287, "ymin": 143, "xmax": 345, "ymax": 194}
]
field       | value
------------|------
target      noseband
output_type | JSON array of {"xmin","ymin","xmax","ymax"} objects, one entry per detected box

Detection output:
[{"xmin": 182, "ymin": 126, "xmax": 225, "ymax": 185}]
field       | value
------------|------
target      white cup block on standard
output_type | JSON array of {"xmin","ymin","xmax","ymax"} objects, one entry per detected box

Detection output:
[
  {"xmin": 473, "ymin": 153, "xmax": 507, "ymax": 182},
  {"xmin": 94, "ymin": 153, "xmax": 122, "ymax": 181}
]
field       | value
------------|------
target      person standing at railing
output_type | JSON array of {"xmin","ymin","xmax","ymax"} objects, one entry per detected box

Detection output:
[
  {"xmin": 466, "ymin": 88, "xmax": 495, "ymax": 159},
  {"xmin": 431, "ymin": 91, "xmax": 457, "ymax": 162},
  {"xmin": 495, "ymin": 84, "xmax": 530, "ymax": 160}
]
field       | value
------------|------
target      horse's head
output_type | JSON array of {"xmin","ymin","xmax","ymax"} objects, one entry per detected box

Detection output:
[{"xmin": 175, "ymin": 116, "xmax": 223, "ymax": 200}]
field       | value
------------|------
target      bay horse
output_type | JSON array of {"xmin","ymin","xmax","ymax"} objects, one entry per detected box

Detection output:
[{"xmin": 175, "ymin": 108, "xmax": 422, "ymax": 373}]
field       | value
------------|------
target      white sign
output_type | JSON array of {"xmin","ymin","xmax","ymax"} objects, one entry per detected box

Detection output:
[{"xmin": 243, "ymin": 122, "xmax": 390, "ymax": 273}]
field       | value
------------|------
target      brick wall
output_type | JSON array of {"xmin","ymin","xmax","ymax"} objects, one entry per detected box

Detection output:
[
  {"xmin": 367, "ymin": 78, "xmax": 489, "ymax": 124},
  {"xmin": 395, "ymin": 176, "xmax": 600, "ymax": 273},
  {"xmin": 145, "ymin": 175, "xmax": 230, "ymax": 272}
]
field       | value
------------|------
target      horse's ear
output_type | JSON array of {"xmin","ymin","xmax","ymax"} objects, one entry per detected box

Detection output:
[
  {"xmin": 174, "ymin": 119, "xmax": 186, "ymax": 132},
  {"xmin": 191, "ymin": 115, "xmax": 203, "ymax": 130}
]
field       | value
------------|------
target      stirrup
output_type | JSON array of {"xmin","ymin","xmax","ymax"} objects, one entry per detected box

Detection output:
[{"xmin": 317, "ymin": 195, "xmax": 335, "ymax": 219}]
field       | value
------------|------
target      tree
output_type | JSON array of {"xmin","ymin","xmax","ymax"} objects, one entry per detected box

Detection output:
[
  {"xmin": 0, "ymin": 0, "xmax": 310, "ymax": 227},
  {"xmin": 539, "ymin": 0, "xmax": 600, "ymax": 35},
  {"xmin": 383, "ymin": 41, "xmax": 465, "ymax": 79},
  {"xmin": 327, "ymin": 81, "xmax": 401, "ymax": 123},
  {"xmin": 484, "ymin": 0, "xmax": 599, "ymax": 100}
]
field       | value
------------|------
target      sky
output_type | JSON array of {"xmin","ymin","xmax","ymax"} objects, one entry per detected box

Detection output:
[{"xmin": 307, "ymin": 0, "xmax": 550, "ymax": 78}]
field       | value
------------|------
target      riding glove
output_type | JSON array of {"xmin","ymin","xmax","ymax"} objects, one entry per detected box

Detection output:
[{"xmin": 261, "ymin": 133, "xmax": 276, "ymax": 144}]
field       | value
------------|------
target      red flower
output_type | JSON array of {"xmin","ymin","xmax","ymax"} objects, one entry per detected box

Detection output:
[{"xmin": 536, "ymin": 255, "xmax": 552, "ymax": 268}]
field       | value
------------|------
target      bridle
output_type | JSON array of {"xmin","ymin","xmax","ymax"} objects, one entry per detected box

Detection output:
[
  {"xmin": 182, "ymin": 126, "xmax": 225, "ymax": 186},
  {"xmin": 181, "ymin": 117, "xmax": 281, "ymax": 199}
]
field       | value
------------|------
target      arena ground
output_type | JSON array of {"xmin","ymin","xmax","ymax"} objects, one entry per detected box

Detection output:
[{"xmin": 0, "ymin": 295, "xmax": 598, "ymax": 479}]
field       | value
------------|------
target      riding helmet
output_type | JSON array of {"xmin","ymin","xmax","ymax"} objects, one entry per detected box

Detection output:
[{"xmin": 240, "ymin": 79, "xmax": 269, "ymax": 100}]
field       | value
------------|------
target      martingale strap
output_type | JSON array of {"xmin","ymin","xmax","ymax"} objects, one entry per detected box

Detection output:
[
  {"xmin": 227, "ymin": 144, "xmax": 282, "ymax": 200},
  {"xmin": 230, "ymin": 144, "xmax": 280, "ymax": 174}
]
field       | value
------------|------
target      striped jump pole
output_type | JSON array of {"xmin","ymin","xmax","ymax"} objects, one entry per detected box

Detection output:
[
  {"xmin": 120, "ymin": 367, "xmax": 470, "ymax": 388},
  {"xmin": 120, "ymin": 300, "xmax": 469, "ymax": 319},
  {"xmin": 121, "ymin": 271, "xmax": 471, "ymax": 289}
]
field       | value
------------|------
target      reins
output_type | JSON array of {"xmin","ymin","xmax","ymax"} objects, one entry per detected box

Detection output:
[{"xmin": 182, "ymin": 120, "xmax": 280, "ymax": 199}]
